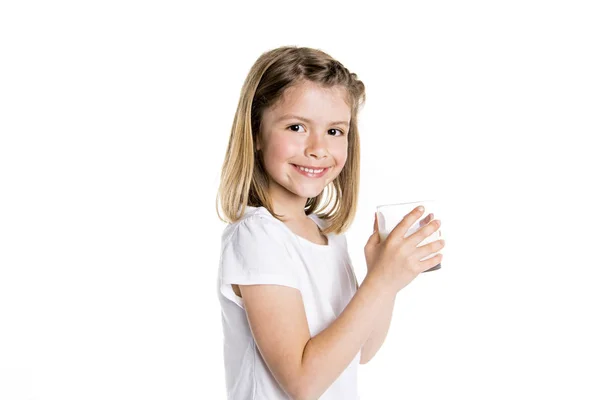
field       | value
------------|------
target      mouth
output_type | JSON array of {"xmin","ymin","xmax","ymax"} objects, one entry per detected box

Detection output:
[{"xmin": 291, "ymin": 164, "xmax": 331, "ymax": 178}]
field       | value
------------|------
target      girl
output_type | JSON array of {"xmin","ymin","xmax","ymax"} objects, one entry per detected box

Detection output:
[{"xmin": 216, "ymin": 46, "xmax": 444, "ymax": 399}]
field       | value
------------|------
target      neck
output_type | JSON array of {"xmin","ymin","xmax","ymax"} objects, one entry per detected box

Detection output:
[
  {"xmin": 271, "ymin": 202, "xmax": 309, "ymax": 223},
  {"xmin": 268, "ymin": 186, "xmax": 309, "ymax": 223}
]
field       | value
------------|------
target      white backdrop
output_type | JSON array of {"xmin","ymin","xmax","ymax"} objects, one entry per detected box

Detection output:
[{"xmin": 1, "ymin": 1, "xmax": 599, "ymax": 399}]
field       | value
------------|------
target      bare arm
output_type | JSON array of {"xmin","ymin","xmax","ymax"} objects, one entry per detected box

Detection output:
[
  {"xmin": 300, "ymin": 272, "xmax": 395, "ymax": 397},
  {"xmin": 239, "ymin": 206, "xmax": 444, "ymax": 399},
  {"xmin": 358, "ymin": 210, "xmax": 437, "ymax": 364},
  {"xmin": 359, "ymin": 290, "xmax": 397, "ymax": 364},
  {"xmin": 239, "ymin": 271, "xmax": 393, "ymax": 400}
]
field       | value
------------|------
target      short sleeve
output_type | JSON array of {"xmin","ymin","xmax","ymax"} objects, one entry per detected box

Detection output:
[{"xmin": 219, "ymin": 215, "xmax": 301, "ymax": 308}]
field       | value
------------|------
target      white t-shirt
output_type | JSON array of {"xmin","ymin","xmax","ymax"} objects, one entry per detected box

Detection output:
[{"xmin": 217, "ymin": 205, "xmax": 361, "ymax": 399}]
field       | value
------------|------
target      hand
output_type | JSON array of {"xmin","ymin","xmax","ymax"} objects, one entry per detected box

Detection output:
[
  {"xmin": 364, "ymin": 206, "xmax": 444, "ymax": 293},
  {"xmin": 364, "ymin": 210, "xmax": 435, "ymax": 273}
]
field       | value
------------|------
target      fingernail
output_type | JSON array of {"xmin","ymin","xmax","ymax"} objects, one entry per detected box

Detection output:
[{"xmin": 418, "ymin": 206, "xmax": 424, "ymax": 212}]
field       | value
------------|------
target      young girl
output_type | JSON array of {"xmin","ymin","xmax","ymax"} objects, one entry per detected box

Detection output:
[{"xmin": 216, "ymin": 46, "xmax": 444, "ymax": 399}]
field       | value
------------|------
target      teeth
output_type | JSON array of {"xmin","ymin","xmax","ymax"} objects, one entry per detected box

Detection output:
[{"xmin": 298, "ymin": 166, "xmax": 324, "ymax": 174}]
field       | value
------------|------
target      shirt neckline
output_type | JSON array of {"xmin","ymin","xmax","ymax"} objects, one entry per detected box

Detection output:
[{"xmin": 249, "ymin": 206, "xmax": 333, "ymax": 249}]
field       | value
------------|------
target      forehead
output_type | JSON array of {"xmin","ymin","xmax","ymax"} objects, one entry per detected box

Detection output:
[{"xmin": 269, "ymin": 81, "xmax": 351, "ymax": 120}]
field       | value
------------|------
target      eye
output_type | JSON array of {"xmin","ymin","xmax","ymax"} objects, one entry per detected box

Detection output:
[
  {"xmin": 328, "ymin": 128, "xmax": 344, "ymax": 137},
  {"xmin": 287, "ymin": 124, "xmax": 306, "ymax": 133}
]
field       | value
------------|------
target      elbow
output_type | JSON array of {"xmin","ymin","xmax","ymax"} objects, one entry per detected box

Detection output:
[
  {"xmin": 359, "ymin": 348, "xmax": 371, "ymax": 365},
  {"xmin": 286, "ymin": 367, "xmax": 321, "ymax": 400},
  {"xmin": 289, "ymin": 393, "xmax": 310, "ymax": 400},
  {"xmin": 285, "ymin": 383, "xmax": 304, "ymax": 400},
  {"xmin": 359, "ymin": 351, "xmax": 372, "ymax": 364},
  {"xmin": 290, "ymin": 389, "xmax": 319, "ymax": 400},
  {"xmin": 286, "ymin": 387, "xmax": 310, "ymax": 400},
  {"xmin": 287, "ymin": 377, "xmax": 319, "ymax": 400},
  {"xmin": 286, "ymin": 343, "xmax": 319, "ymax": 399}
]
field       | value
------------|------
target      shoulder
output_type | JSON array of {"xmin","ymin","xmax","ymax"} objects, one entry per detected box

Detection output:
[
  {"xmin": 221, "ymin": 206, "xmax": 289, "ymax": 247},
  {"xmin": 219, "ymin": 207, "xmax": 302, "ymax": 293},
  {"xmin": 219, "ymin": 207, "xmax": 300, "ymax": 278}
]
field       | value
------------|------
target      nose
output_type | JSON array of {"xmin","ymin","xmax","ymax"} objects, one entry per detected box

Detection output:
[{"xmin": 305, "ymin": 133, "xmax": 328, "ymax": 160}]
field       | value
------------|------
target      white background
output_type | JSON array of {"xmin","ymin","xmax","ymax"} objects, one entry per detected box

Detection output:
[{"xmin": 1, "ymin": 0, "xmax": 599, "ymax": 399}]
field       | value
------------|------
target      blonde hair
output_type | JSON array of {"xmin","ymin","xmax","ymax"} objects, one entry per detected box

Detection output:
[{"xmin": 216, "ymin": 46, "xmax": 366, "ymax": 235}]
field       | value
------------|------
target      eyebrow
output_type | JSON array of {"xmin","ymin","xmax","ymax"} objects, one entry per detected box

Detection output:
[{"xmin": 276, "ymin": 114, "xmax": 350, "ymax": 127}]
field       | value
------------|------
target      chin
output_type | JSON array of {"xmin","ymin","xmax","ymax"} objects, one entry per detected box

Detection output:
[
  {"xmin": 293, "ymin": 182, "xmax": 329, "ymax": 199},
  {"xmin": 297, "ymin": 189, "xmax": 324, "ymax": 199}
]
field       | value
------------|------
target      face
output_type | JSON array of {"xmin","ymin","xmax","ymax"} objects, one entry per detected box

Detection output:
[{"xmin": 257, "ymin": 80, "xmax": 351, "ymax": 207}]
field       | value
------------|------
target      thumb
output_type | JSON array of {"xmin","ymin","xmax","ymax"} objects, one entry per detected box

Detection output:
[{"xmin": 367, "ymin": 212, "xmax": 381, "ymax": 246}]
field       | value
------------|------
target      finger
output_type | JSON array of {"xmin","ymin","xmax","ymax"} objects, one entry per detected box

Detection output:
[
  {"xmin": 419, "ymin": 213, "xmax": 433, "ymax": 227},
  {"xmin": 414, "ymin": 238, "xmax": 445, "ymax": 261},
  {"xmin": 373, "ymin": 212, "xmax": 378, "ymax": 233},
  {"xmin": 407, "ymin": 218, "xmax": 441, "ymax": 247},
  {"xmin": 366, "ymin": 216, "xmax": 381, "ymax": 246},
  {"xmin": 367, "ymin": 228, "xmax": 380, "ymax": 247},
  {"xmin": 388, "ymin": 206, "xmax": 425, "ymax": 243},
  {"xmin": 421, "ymin": 253, "xmax": 443, "ymax": 273}
]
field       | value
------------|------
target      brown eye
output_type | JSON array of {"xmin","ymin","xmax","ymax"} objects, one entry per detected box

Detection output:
[
  {"xmin": 328, "ymin": 128, "xmax": 344, "ymax": 136},
  {"xmin": 287, "ymin": 124, "xmax": 306, "ymax": 133}
]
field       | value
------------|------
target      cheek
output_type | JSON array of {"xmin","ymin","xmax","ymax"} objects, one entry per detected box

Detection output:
[
  {"xmin": 333, "ymin": 142, "xmax": 349, "ymax": 167},
  {"xmin": 273, "ymin": 139, "xmax": 296, "ymax": 159},
  {"xmin": 264, "ymin": 136, "xmax": 297, "ymax": 168}
]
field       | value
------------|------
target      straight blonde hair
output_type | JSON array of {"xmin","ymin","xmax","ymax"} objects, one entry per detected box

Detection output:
[{"xmin": 216, "ymin": 46, "xmax": 366, "ymax": 235}]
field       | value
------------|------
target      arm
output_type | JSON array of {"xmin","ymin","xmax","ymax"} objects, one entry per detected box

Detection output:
[
  {"xmin": 359, "ymin": 286, "xmax": 397, "ymax": 364},
  {"xmin": 347, "ymin": 258, "xmax": 397, "ymax": 364},
  {"xmin": 239, "ymin": 271, "xmax": 393, "ymax": 400},
  {"xmin": 358, "ymin": 211, "xmax": 436, "ymax": 364}
]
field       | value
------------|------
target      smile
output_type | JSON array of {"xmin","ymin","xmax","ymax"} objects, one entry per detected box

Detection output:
[{"xmin": 291, "ymin": 164, "xmax": 331, "ymax": 178}]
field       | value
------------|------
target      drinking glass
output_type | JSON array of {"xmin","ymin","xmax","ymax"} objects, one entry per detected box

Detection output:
[{"xmin": 376, "ymin": 200, "xmax": 443, "ymax": 272}]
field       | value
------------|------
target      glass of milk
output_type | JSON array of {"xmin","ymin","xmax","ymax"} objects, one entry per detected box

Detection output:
[{"xmin": 376, "ymin": 200, "xmax": 443, "ymax": 272}]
